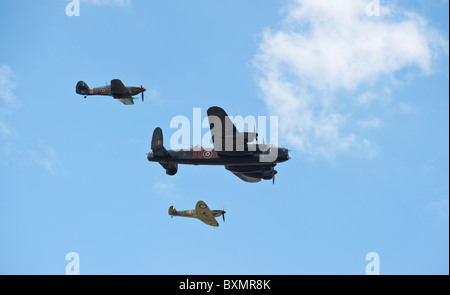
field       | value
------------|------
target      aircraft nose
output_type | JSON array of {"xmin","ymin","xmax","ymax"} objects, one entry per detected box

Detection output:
[{"xmin": 142, "ymin": 87, "xmax": 146, "ymax": 92}]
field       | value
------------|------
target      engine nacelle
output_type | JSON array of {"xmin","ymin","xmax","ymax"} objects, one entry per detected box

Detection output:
[
  {"xmin": 166, "ymin": 167, "xmax": 178, "ymax": 176},
  {"xmin": 164, "ymin": 162, "xmax": 178, "ymax": 176}
]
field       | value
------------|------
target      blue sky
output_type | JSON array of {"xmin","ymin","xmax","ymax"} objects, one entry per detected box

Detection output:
[{"xmin": 0, "ymin": 0, "xmax": 448, "ymax": 274}]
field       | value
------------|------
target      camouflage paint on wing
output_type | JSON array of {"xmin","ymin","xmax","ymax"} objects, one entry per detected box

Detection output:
[{"xmin": 195, "ymin": 201, "xmax": 219, "ymax": 227}]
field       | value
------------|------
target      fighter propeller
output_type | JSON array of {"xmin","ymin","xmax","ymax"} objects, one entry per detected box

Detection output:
[
  {"xmin": 222, "ymin": 208, "xmax": 227, "ymax": 222},
  {"xmin": 141, "ymin": 85, "xmax": 146, "ymax": 102}
]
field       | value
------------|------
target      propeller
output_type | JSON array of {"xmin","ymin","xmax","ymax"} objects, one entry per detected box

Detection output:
[
  {"xmin": 272, "ymin": 168, "xmax": 275, "ymax": 185},
  {"xmin": 222, "ymin": 207, "xmax": 226, "ymax": 222},
  {"xmin": 141, "ymin": 85, "xmax": 146, "ymax": 102}
]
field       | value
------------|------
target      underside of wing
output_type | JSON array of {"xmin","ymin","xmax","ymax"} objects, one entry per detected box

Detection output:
[
  {"xmin": 111, "ymin": 79, "xmax": 131, "ymax": 99},
  {"xmin": 195, "ymin": 201, "xmax": 219, "ymax": 227},
  {"xmin": 230, "ymin": 171, "xmax": 261, "ymax": 183},
  {"xmin": 225, "ymin": 165, "xmax": 277, "ymax": 183},
  {"xmin": 116, "ymin": 98, "xmax": 134, "ymax": 105},
  {"xmin": 200, "ymin": 218, "xmax": 219, "ymax": 227}
]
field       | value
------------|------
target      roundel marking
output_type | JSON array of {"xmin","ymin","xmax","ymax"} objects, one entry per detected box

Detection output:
[
  {"xmin": 203, "ymin": 150, "xmax": 212, "ymax": 159},
  {"xmin": 187, "ymin": 210, "xmax": 193, "ymax": 216},
  {"xmin": 101, "ymin": 87, "xmax": 107, "ymax": 94},
  {"xmin": 199, "ymin": 203, "xmax": 207, "ymax": 209}
]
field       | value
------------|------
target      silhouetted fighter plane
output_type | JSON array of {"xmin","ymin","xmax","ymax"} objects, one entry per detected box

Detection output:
[
  {"xmin": 75, "ymin": 79, "xmax": 146, "ymax": 105},
  {"xmin": 169, "ymin": 200, "xmax": 226, "ymax": 227},
  {"xmin": 147, "ymin": 106, "xmax": 290, "ymax": 183}
]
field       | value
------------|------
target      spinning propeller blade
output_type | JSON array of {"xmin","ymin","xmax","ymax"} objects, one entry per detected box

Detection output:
[
  {"xmin": 222, "ymin": 207, "xmax": 226, "ymax": 222},
  {"xmin": 141, "ymin": 85, "xmax": 146, "ymax": 102}
]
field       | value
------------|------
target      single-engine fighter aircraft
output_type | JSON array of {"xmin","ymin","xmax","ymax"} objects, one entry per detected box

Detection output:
[
  {"xmin": 169, "ymin": 200, "xmax": 226, "ymax": 227},
  {"xmin": 75, "ymin": 79, "xmax": 146, "ymax": 105},
  {"xmin": 147, "ymin": 106, "xmax": 290, "ymax": 183}
]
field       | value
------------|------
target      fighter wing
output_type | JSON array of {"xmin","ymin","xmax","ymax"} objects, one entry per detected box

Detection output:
[
  {"xmin": 110, "ymin": 79, "xmax": 131, "ymax": 98},
  {"xmin": 195, "ymin": 200, "xmax": 219, "ymax": 227},
  {"xmin": 116, "ymin": 98, "xmax": 134, "ymax": 105}
]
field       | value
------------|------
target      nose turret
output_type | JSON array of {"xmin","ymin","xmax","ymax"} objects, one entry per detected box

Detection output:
[{"xmin": 278, "ymin": 148, "xmax": 290, "ymax": 162}]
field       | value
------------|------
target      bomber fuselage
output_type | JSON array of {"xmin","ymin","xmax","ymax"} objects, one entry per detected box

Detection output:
[{"xmin": 147, "ymin": 145, "xmax": 289, "ymax": 166}]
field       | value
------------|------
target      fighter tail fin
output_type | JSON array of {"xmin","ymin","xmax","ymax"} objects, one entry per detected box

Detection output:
[
  {"xmin": 76, "ymin": 81, "xmax": 90, "ymax": 95},
  {"xmin": 168, "ymin": 206, "xmax": 177, "ymax": 215}
]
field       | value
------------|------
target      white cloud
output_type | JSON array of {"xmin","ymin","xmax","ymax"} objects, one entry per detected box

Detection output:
[
  {"xmin": 0, "ymin": 65, "xmax": 18, "ymax": 138},
  {"xmin": 397, "ymin": 102, "xmax": 416, "ymax": 115},
  {"xmin": 357, "ymin": 117, "xmax": 382, "ymax": 129},
  {"xmin": 153, "ymin": 180, "xmax": 175, "ymax": 195},
  {"xmin": 0, "ymin": 65, "xmax": 16, "ymax": 106},
  {"xmin": 430, "ymin": 199, "xmax": 449, "ymax": 218},
  {"xmin": 0, "ymin": 119, "xmax": 12, "ymax": 137},
  {"xmin": 356, "ymin": 91, "xmax": 380, "ymax": 105},
  {"xmin": 0, "ymin": 65, "xmax": 63, "ymax": 174},
  {"xmin": 254, "ymin": 0, "xmax": 446, "ymax": 158},
  {"xmin": 29, "ymin": 142, "xmax": 61, "ymax": 175}
]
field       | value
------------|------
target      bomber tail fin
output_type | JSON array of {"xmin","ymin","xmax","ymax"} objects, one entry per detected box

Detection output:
[
  {"xmin": 151, "ymin": 127, "xmax": 171, "ymax": 158},
  {"xmin": 151, "ymin": 127, "xmax": 165, "ymax": 152},
  {"xmin": 149, "ymin": 127, "xmax": 178, "ymax": 175}
]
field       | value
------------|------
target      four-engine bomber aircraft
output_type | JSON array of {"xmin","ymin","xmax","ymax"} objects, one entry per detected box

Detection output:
[
  {"xmin": 147, "ymin": 106, "xmax": 290, "ymax": 183},
  {"xmin": 169, "ymin": 200, "xmax": 226, "ymax": 227},
  {"xmin": 76, "ymin": 79, "xmax": 146, "ymax": 105}
]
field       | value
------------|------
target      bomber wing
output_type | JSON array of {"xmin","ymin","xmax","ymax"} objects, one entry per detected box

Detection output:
[
  {"xmin": 207, "ymin": 106, "xmax": 258, "ymax": 153},
  {"xmin": 229, "ymin": 172, "xmax": 261, "ymax": 183},
  {"xmin": 225, "ymin": 165, "xmax": 277, "ymax": 183},
  {"xmin": 195, "ymin": 200, "xmax": 219, "ymax": 227},
  {"xmin": 207, "ymin": 106, "xmax": 237, "ymax": 147}
]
